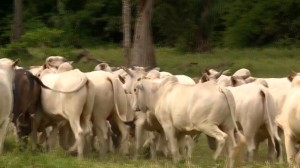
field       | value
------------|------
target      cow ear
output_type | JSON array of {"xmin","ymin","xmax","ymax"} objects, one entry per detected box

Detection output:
[
  {"xmin": 136, "ymin": 83, "xmax": 144, "ymax": 91},
  {"xmin": 200, "ymin": 73, "xmax": 209, "ymax": 83},
  {"xmin": 245, "ymin": 77, "xmax": 256, "ymax": 83},
  {"xmin": 204, "ymin": 68, "xmax": 211, "ymax": 75},
  {"xmin": 68, "ymin": 61, "xmax": 74, "ymax": 65},
  {"xmin": 42, "ymin": 63, "xmax": 48, "ymax": 70},
  {"xmin": 100, "ymin": 63, "xmax": 107, "ymax": 70},
  {"xmin": 231, "ymin": 76, "xmax": 237, "ymax": 86},
  {"xmin": 12, "ymin": 58, "xmax": 20, "ymax": 67},
  {"xmin": 288, "ymin": 70, "xmax": 297, "ymax": 82},
  {"xmin": 118, "ymin": 75, "xmax": 125, "ymax": 84}
]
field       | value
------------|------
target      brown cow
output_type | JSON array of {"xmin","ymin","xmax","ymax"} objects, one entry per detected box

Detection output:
[{"xmin": 12, "ymin": 69, "xmax": 54, "ymax": 151}]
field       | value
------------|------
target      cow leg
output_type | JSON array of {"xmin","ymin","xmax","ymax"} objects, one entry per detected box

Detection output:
[
  {"xmin": 161, "ymin": 123, "xmax": 181, "ymax": 163},
  {"xmin": 178, "ymin": 134, "xmax": 193, "ymax": 160},
  {"xmin": 134, "ymin": 120, "xmax": 146, "ymax": 159},
  {"xmin": 284, "ymin": 131, "xmax": 297, "ymax": 165},
  {"xmin": 224, "ymin": 129, "xmax": 245, "ymax": 168},
  {"xmin": 46, "ymin": 126, "xmax": 61, "ymax": 151},
  {"xmin": 243, "ymin": 125, "xmax": 257, "ymax": 161},
  {"xmin": 112, "ymin": 115, "xmax": 129, "ymax": 155},
  {"xmin": 0, "ymin": 118, "xmax": 10, "ymax": 153},
  {"xmin": 59, "ymin": 124, "xmax": 73, "ymax": 150},
  {"xmin": 183, "ymin": 135, "xmax": 195, "ymax": 160},
  {"xmin": 155, "ymin": 133, "xmax": 169, "ymax": 158},
  {"xmin": 30, "ymin": 114, "xmax": 41, "ymax": 151},
  {"xmin": 92, "ymin": 119, "xmax": 109, "ymax": 156},
  {"xmin": 149, "ymin": 133, "xmax": 158, "ymax": 160},
  {"xmin": 198, "ymin": 124, "xmax": 227, "ymax": 161},
  {"xmin": 267, "ymin": 137, "xmax": 276, "ymax": 160},
  {"xmin": 68, "ymin": 119, "xmax": 84, "ymax": 159}
]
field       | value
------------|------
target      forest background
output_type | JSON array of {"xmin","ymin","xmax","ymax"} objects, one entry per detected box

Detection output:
[{"xmin": 1, "ymin": 0, "xmax": 300, "ymax": 59}]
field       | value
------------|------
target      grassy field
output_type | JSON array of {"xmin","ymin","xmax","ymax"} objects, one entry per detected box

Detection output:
[
  {"xmin": 0, "ymin": 47, "xmax": 298, "ymax": 167},
  {"xmin": 3, "ymin": 47, "xmax": 300, "ymax": 77}
]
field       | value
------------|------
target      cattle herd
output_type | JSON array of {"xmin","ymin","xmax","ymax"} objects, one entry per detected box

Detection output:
[{"xmin": 1, "ymin": 56, "xmax": 300, "ymax": 167}]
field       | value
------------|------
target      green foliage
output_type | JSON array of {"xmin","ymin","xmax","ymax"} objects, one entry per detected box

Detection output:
[
  {"xmin": 21, "ymin": 27, "xmax": 64, "ymax": 47},
  {"xmin": 1, "ymin": 42, "xmax": 31, "ymax": 58},
  {"xmin": 153, "ymin": 0, "xmax": 223, "ymax": 51},
  {"xmin": 223, "ymin": 0, "xmax": 300, "ymax": 47},
  {"xmin": 1, "ymin": 0, "xmax": 300, "ymax": 50}
]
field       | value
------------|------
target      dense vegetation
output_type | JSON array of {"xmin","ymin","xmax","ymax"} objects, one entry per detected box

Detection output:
[{"xmin": 1, "ymin": 0, "xmax": 300, "ymax": 53}]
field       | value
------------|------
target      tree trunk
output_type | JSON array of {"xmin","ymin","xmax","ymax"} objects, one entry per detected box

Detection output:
[
  {"xmin": 122, "ymin": 0, "xmax": 131, "ymax": 66},
  {"xmin": 131, "ymin": 0, "xmax": 156, "ymax": 68},
  {"xmin": 11, "ymin": 0, "xmax": 23, "ymax": 42}
]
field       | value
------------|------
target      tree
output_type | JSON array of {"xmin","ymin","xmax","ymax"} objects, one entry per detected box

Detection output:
[
  {"xmin": 11, "ymin": 0, "xmax": 23, "ymax": 42},
  {"xmin": 131, "ymin": 0, "xmax": 156, "ymax": 67},
  {"xmin": 122, "ymin": 0, "xmax": 131, "ymax": 66}
]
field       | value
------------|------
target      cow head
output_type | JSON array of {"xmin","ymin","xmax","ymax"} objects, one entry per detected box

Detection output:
[
  {"xmin": 200, "ymin": 70, "xmax": 223, "ymax": 83},
  {"xmin": 45, "ymin": 56, "xmax": 67, "ymax": 69},
  {"xmin": 94, "ymin": 63, "xmax": 112, "ymax": 72},
  {"xmin": 120, "ymin": 66, "xmax": 148, "ymax": 94},
  {"xmin": 132, "ymin": 78, "xmax": 161, "ymax": 112}
]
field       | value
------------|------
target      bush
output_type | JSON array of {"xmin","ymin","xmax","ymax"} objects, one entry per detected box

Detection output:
[
  {"xmin": 1, "ymin": 42, "xmax": 31, "ymax": 58},
  {"xmin": 21, "ymin": 27, "xmax": 64, "ymax": 47}
]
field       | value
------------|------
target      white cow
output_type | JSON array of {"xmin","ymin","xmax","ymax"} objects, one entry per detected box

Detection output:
[
  {"xmin": 204, "ymin": 68, "xmax": 250, "ymax": 87},
  {"xmin": 133, "ymin": 101, "xmax": 197, "ymax": 160},
  {"xmin": 276, "ymin": 74, "xmax": 300, "ymax": 166},
  {"xmin": 226, "ymin": 83, "xmax": 281, "ymax": 161},
  {"xmin": 39, "ymin": 63, "xmax": 95, "ymax": 158},
  {"xmin": 127, "ymin": 70, "xmax": 196, "ymax": 159},
  {"xmin": 203, "ymin": 73, "xmax": 282, "ymax": 161},
  {"xmin": 0, "ymin": 58, "xmax": 18, "ymax": 153},
  {"xmin": 85, "ymin": 71, "xmax": 133, "ymax": 155},
  {"xmin": 29, "ymin": 56, "xmax": 68, "ymax": 76},
  {"xmin": 133, "ymin": 77, "xmax": 245, "ymax": 168}
]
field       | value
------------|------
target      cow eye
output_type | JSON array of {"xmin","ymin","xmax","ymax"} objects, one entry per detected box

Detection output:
[{"xmin": 134, "ymin": 88, "xmax": 137, "ymax": 92}]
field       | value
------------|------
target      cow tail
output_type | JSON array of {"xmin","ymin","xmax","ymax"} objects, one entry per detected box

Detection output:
[
  {"xmin": 30, "ymin": 73, "xmax": 53, "ymax": 90},
  {"xmin": 30, "ymin": 73, "xmax": 87, "ymax": 93},
  {"xmin": 81, "ymin": 80, "xmax": 95, "ymax": 135},
  {"xmin": 106, "ymin": 75, "xmax": 129, "ymax": 122},
  {"xmin": 220, "ymin": 87, "xmax": 246, "ymax": 153},
  {"xmin": 259, "ymin": 85, "xmax": 281, "ymax": 159}
]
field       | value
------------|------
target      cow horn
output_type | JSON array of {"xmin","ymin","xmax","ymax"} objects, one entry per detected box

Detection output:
[
  {"xmin": 288, "ymin": 70, "xmax": 298, "ymax": 82},
  {"xmin": 204, "ymin": 68, "xmax": 211, "ymax": 75},
  {"xmin": 12, "ymin": 58, "xmax": 20, "ymax": 67},
  {"xmin": 121, "ymin": 66, "xmax": 134, "ymax": 77},
  {"xmin": 144, "ymin": 66, "xmax": 154, "ymax": 72},
  {"xmin": 214, "ymin": 70, "xmax": 223, "ymax": 79},
  {"xmin": 200, "ymin": 73, "xmax": 209, "ymax": 83},
  {"xmin": 223, "ymin": 69, "xmax": 231, "ymax": 75}
]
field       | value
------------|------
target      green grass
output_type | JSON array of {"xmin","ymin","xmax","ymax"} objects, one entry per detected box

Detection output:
[
  {"xmin": 2, "ymin": 47, "xmax": 300, "ymax": 78},
  {"xmin": 0, "ymin": 133, "xmax": 288, "ymax": 168},
  {"xmin": 0, "ymin": 46, "xmax": 298, "ymax": 167}
]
